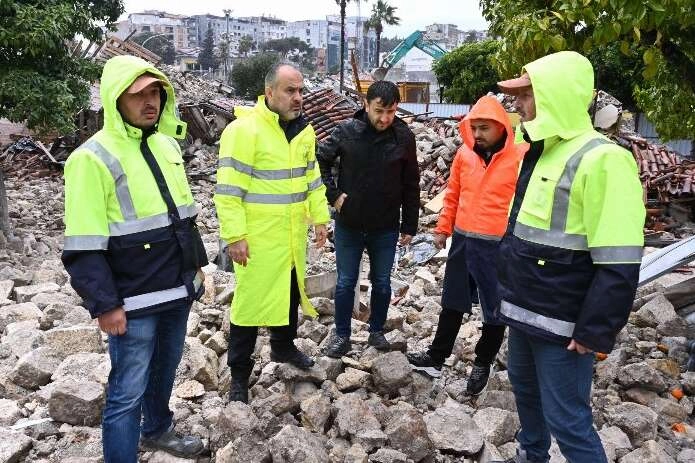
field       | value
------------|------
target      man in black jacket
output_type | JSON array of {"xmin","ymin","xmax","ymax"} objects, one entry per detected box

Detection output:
[{"xmin": 318, "ymin": 81, "xmax": 420, "ymax": 357}]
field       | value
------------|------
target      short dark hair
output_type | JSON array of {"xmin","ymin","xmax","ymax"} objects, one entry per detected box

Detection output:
[
  {"xmin": 366, "ymin": 80, "xmax": 400, "ymax": 106},
  {"xmin": 265, "ymin": 61, "xmax": 301, "ymax": 88}
]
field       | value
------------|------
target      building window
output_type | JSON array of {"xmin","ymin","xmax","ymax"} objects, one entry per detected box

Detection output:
[
  {"xmin": 142, "ymin": 25, "xmax": 151, "ymax": 32},
  {"xmin": 165, "ymin": 26, "xmax": 173, "ymax": 33}
]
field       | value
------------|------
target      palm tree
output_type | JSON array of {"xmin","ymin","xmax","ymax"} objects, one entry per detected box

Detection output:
[
  {"xmin": 366, "ymin": 0, "xmax": 400, "ymax": 67},
  {"xmin": 334, "ymin": 0, "xmax": 351, "ymax": 93}
]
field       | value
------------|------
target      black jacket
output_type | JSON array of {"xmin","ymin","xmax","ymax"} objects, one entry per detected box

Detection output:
[{"xmin": 317, "ymin": 110, "xmax": 420, "ymax": 235}]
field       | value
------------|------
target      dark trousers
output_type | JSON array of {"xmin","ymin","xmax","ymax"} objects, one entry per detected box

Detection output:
[
  {"xmin": 428, "ymin": 309, "xmax": 506, "ymax": 365},
  {"xmin": 428, "ymin": 233, "xmax": 506, "ymax": 365},
  {"xmin": 333, "ymin": 221, "xmax": 399, "ymax": 338},
  {"xmin": 227, "ymin": 268, "xmax": 300, "ymax": 379}
]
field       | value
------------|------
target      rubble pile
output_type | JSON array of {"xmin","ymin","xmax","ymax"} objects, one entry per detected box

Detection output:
[
  {"xmin": 159, "ymin": 65, "xmax": 237, "ymax": 106},
  {"xmin": 0, "ymin": 138, "xmax": 65, "ymax": 178},
  {"xmin": 616, "ymin": 134, "xmax": 695, "ymax": 201},
  {"xmin": 410, "ymin": 119, "xmax": 462, "ymax": 199},
  {"xmin": 0, "ymin": 152, "xmax": 692, "ymax": 463}
]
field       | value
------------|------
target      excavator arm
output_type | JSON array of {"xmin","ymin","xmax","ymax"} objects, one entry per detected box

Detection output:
[{"xmin": 372, "ymin": 31, "xmax": 447, "ymax": 80}]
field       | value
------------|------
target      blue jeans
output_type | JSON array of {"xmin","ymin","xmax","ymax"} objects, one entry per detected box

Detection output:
[
  {"xmin": 507, "ymin": 328, "xmax": 607, "ymax": 463},
  {"xmin": 333, "ymin": 222, "xmax": 399, "ymax": 338},
  {"xmin": 102, "ymin": 303, "xmax": 191, "ymax": 463}
]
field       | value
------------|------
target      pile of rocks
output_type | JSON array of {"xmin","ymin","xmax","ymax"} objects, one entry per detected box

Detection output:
[
  {"xmin": 410, "ymin": 120, "xmax": 462, "ymax": 199},
  {"xmin": 159, "ymin": 65, "xmax": 239, "ymax": 106},
  {"xmin": 0, "ymin": 128, "xmax": 693, "ymax": 463}
]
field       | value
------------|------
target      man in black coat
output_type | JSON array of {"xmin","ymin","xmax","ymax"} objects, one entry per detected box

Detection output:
[{"xmin": 318, "ymin": 80, "xmax": 420, "ymax": 357}]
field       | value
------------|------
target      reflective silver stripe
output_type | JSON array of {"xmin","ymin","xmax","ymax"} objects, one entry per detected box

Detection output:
[
  {"xmin": 83, "ymin": 139, "xmax": 137, "ymax": 220},
  {"xmin": 219, "ymin": 157, "xmax": 254, "ymax": 175},
  {"xmin": 245, "ymin": 191, "xmax": 307, "ymax": 204},
  {"xmin": 253, "ymin": 166, "xmax": 307, "ymax": 180},
  {"xmin": 453, "ymin": 226, "xmax": 502, "ymax": 241},
  {"xmin": 307, "ymin": 177, "xmax": 323, "ymax": 191},
  {"xmin": 123, "ymin": 275, "xmax": 203, "ymax": 312},
  {"xmin": 464, "ymin": 231, "xmax": 501, "ymax": 242},
  {"xmin": 123, "ymin": 285, "xmax": 188, "ymax": 312},
  {"xmin": 63, "ymin": 235, "xmax": 109, "ymax": 250},
  {"xmin": 218, "ymin": 157, "xmax": 309, "ymax": 180},
  {"xmin": 500, "ymin": 300, "xmax": 575, "ymax": 337},
  {"xmin": 514, "ymin": 138, "xmax": 611, "ymax": 250},
  {"xmin": 549, "ymin": 138, "xmax": 610, "ymax": 232},
  {"xmin": 215, "ymin": 184, "xmax": 307, "ymax": 203},
  {"xmin": 590, "ymin": 246, "xmax": 643, "ymax": 263},
  {"xmin": 514, "ymin": 222, "xmax": 588, "ymax": 250},
  {"xmin": 109, "ymin": 213, "xmax": 171, "ymax": 236},
  {"xmin": 108, "ymin": 203, "xmax": 197, "ymax": 236},
  {"xmin": 215, "ymin": 184, "xmax": 246, "ymax": 198},
  {"xmin": 177, "ymin": 203, "xmax": 198, "ymax": 219}
]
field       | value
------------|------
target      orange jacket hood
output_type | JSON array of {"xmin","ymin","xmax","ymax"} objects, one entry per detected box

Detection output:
[{"xmin": 459, "ymin": 95, "xmax": 514, "ymax": 154}]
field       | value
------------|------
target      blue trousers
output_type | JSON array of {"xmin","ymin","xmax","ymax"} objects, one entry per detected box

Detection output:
[
  {"xmin": 507, "ymin": 328, "xmax": 608, "ymax": 463},
  {"xmin": 102, "ymin": 302, "xmax": 190, "ymax": 463},
  {"xmin": 333, "ymin": 222, "xmax": 399, "ymax": 338}
]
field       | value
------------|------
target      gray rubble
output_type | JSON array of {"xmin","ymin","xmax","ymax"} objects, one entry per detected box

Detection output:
[{"xmin": 0, "ymin": 124, "xmax": 692, "ymax": 463}]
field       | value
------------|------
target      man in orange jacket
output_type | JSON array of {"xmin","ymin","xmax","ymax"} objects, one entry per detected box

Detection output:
[{"xmin": 408, "ymin": 95, "xmax": 526, "ymax": 394}]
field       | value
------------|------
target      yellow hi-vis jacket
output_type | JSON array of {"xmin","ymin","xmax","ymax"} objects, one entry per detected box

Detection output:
[
  {"xmin": 214, "ymin": 96, "xmax": 330, "ymax": 326},
  {"xmin": 62, "ymin": 55, "xmax": 207, "ymax": 318},
  {"xmin": 497, "ymin": 51, "xmax": 646, "ymax": 353}
]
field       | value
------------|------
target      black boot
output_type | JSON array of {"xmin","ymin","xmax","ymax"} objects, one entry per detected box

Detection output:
[
  {"xmin": 270, "ymin": 347, "xmax": 315, "ymax": 369},
  {"xmin": 465, "ymin": 362, "xmax": 492, "ymax": 395},
  {"xmin": 229, "ymin": 376, "xmax": 249, "ymax": 403},
  {"xmin": 140, "ymin": 424, "xmax": 204, "ymax": 458}
]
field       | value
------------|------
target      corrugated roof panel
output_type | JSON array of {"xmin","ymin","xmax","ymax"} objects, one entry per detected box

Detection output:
[{"xmin": 398, "ymin": 103, "xmax": 470, "ymax": 118}]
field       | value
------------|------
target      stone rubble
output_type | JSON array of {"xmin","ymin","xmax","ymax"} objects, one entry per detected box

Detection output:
[{"xmin": 0, "ymin": 123, "xmax": 692, "ymax": 463}]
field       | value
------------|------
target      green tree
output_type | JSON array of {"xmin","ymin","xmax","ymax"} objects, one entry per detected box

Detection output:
[
  {"xmin": 238, "ymin": 35, "xmax": 254, "ymax": 57},
  {"xmin": 262, "ymin": 37, "xmax": 315, "ymax": 72},
  {"xmin": 262, "ymin": 37, "xmax": 313, "ymax": 56},
  {"xmin": 480, "ymin": 0, "xmax": 695, "ymax": 140},
  {"xmin": 132, "ymin": 32, "xmax": 175, "ymax": 65},
  {"xmin": 231, "ymin": 53, "xmax": 278, "ymax": 98},
  {"xmin": 365, "ymin": 0, "xmax": 401, "ymax": 64},
  {"xmin": 0, "ymin": 0, "xmax": 123, "ymax": 135},
  {"xmin": 433, "ymin": 40, "xmax": 500, "ymax": 104},
  {"xmin": 197, "ymin": 25, "xmax": 216, "ymax": 71},
  {"xmin": 587, "ymin": 43, "xmax": 641, "ymax": 110}
]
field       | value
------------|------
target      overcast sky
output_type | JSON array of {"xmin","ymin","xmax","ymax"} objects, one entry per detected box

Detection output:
[{"xmin": 121, "ymin": 0, "xmax": 489, "ymax": 37}]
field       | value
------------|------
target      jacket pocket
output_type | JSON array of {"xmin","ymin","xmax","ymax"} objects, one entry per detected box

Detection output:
[
  {"xmin": 162, "ymin": 147, "xmax": 192, "ymax": 200},
  {"xmin": 520, "ymin": 174, "xmax": 558, "ymax": 222}
]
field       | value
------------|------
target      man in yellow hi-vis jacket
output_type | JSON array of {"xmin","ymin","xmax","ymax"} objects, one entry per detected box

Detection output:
[
  {"xmin": 214, "ymin": 62, "xmax": 330, "ymax": 403},
  {"xmin": 491, "ymin": 51, "xmax": 645, "ymax": 463},
  {"xmin": 62, "ymin": 56, "xmax": 207, "ymax": 462}
]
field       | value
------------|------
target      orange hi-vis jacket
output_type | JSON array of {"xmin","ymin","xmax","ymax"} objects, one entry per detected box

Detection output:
[{"xmin": 435, "ymin": 95, "xmax": 527, "ymax": 240}]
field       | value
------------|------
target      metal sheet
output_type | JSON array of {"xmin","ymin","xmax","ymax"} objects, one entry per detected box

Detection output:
[
  {"xmin": 398, "ymin": 103, "xmax": 470, "ymax": 118},
  {"xmin": 639, "ymin": 235, "xmax": 695, "ymax": 285}
]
